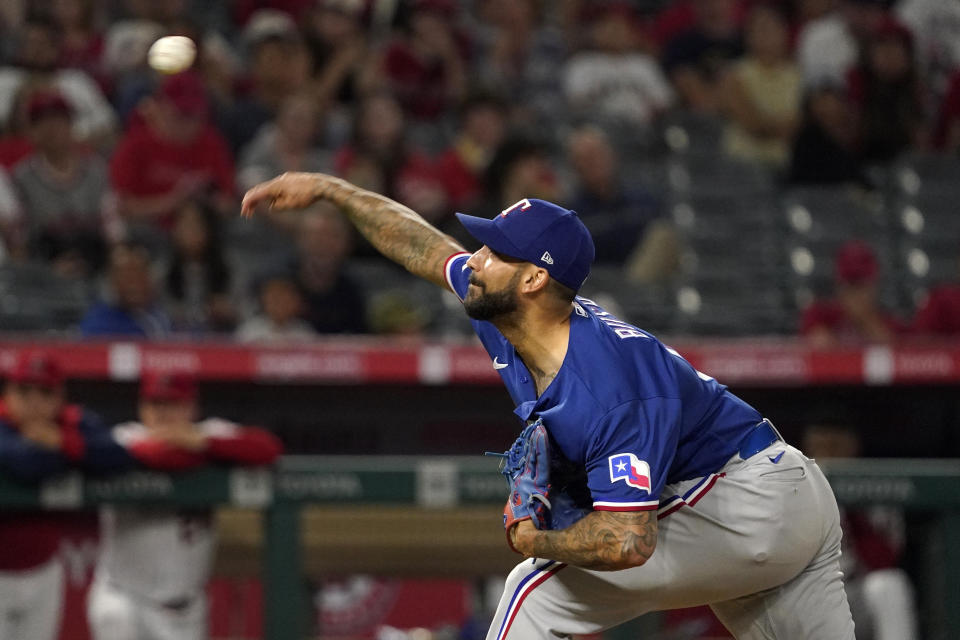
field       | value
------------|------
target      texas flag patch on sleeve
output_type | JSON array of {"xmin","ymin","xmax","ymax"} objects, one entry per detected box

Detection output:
[{"xmin": 609, "ymin": 453, "xmax": 651, "ymax": 491}]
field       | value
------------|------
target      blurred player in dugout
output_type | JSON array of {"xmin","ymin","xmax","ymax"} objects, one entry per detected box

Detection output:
[
  {"xmin": 0, "ymin": 352, "xmax": 133, "ymax": 640},
  {"xmin": 87, "ymin": 371, "xmax": 282, "ymax": 640}
]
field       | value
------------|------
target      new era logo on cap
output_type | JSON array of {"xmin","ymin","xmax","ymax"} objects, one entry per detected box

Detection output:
[{"xmin": 455, "ymin": 199, "xmax": 596, "ymax": 290}]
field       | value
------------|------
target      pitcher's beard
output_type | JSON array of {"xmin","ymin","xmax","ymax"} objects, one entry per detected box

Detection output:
[{"xmin": 464, "ymin": 272, "xmax": 521, "ymax": 321}]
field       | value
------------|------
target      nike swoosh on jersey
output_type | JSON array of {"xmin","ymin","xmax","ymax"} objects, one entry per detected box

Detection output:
[
  {"xmin": 493, "ymin": 357, "xmax": 509, "ymax": 370},
  {"xmin": 768, "ymin": 451, "xmax": 785, "ymax": 464}
]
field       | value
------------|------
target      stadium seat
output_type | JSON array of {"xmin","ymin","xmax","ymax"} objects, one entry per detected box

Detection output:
[{"xmin": 0, "ymin": 263, "xmax": 91, "ymax": 333}]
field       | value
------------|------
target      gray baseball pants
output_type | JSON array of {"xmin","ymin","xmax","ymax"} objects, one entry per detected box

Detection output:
[{"xmin": 487, "ymin": 444, "xmax": 856, "ymax": 639}]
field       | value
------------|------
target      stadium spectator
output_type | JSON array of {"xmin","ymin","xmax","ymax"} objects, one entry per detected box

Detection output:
[
  {"xmin": 333, "ymin": 91, "xmax": 446, "ymax": 223},
  {"xmin": 288, "ymin": 205, "xmax": 367, "ymax": 334},
  {"xmin": 932, "ymin": 69, "xmax": 960, "ymax": 151},
  {"xmin": 788, "ymin": 79, "xmax": 867, "ymax": 185},
  {"xmin": 562, "ymin": 3, "xmax": 673, "ymax": 128},
  {"xmin": 236, "ymin": 271, "xmax": 317, "ymax": 343},
  {"xmin": 800, "ymin": 240, "xmax": 906, "ymax": 347},
  {"xmin": 802, "ymin": 423, "xmax": 919, "ymax": 640},
  {"xmin": 481, "ymin": 136, "xmax": 561, "ymax": 214},
  {"xmin": 110, "ymin": 71, "xmax": 235, "ymax": 229},
  {"xmin": 375, "ymin": 0, "xmax": 468, "ymax": 121},
  {"xmin": 88, "ymin": 371, "xmax": 282, "ymax": 640},
  {"xmin": 220, "ymin": 10, "xmax": 314, "ymax": 154},
  {"xmin": 473, "ymin": 0, "xmax": 567, "ymax": 130},
  {"xmin": 912, "ymin": 252, "xmax": 960, "ymax": 336},
  {"xmin": 101, "ymin": 19, "xmax": 166, "ymax": 123},
  {"xmin": 564, "ymin": 126, "xmax": 663, "ymax": 266},
  {"xmin": 0, "ymin": 352, "xmax": 132, "ymax": 640},
  {"xmin": 434, "ymin": 92, "xmax": 508, "ymax": 213},
  {"xmin": 10, "ymin": 90, "xmax": 109, "ymax": 278},
  {"xmin": 847, "ymin": 17, "xmax": 926, "ymax": 164},
  {"xmin": 797, "ymin": 0, "xmax": 887, "ymax": 88},
  {"xmin": 304, "ymin": 0, "xmax": 373, "ymax": 113},
  {"xmin": 163, "ymin": 199, "xmax": 237, "ymax": 334},
  {"xmin": 52, "ymin": 0, "xmax": 106, "ymax": 83},
  {"xmin": 895, "ymin": 0, "xmax": 960, "ymax": 103},
  {"xmin": 80, "ymin": 243, "xmax": 173, "ymax": 338},
  {"xmin": 0, "ymin": 16, "xmax": 116, "ymax": 147},
  {"xmin": 238, "ymin": 91, "xmax": 332, "ymax": 192},
  {"xmin": 719, "ymin": 2, "xmax": 801, "ymax": 169},
  {"xmin": 662, "ymin": 0, "xmax": 744, "ymax": 112}
]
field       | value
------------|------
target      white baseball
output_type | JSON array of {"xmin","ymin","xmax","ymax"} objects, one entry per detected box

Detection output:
[{"xmin": 147, "ymin": 36, "xmax": 197, "ymax": 74}]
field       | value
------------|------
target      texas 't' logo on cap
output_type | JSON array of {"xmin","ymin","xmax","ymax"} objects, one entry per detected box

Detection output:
[{"xmin": 455, "ymin": 198, "xmax": 596, "ymax": 291}]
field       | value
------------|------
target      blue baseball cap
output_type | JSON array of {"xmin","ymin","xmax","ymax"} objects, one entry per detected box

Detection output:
[{"xmin": 455, "ymin": 199, "xmax": 595, "ymax": 291}]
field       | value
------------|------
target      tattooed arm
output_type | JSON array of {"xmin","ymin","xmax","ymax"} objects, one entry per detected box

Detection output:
[
  {"xmin": 241, "ymin": 172, "xmax": 465, "ymax": 289},
  {"xmin": 510, "ymin": 511, "xmax": 657, "ymax": 571}
]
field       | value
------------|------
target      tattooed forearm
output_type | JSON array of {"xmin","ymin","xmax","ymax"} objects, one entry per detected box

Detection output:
[
  {"xmin": 524, "ymin": 510, "xmax": 657, "ymax": 571},
  {"xmin": 322, "ymin": 180, "xmax": 464, "ymax": 288}
]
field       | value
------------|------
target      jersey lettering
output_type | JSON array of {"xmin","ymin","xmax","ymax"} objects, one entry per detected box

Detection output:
[
  {"xmin": 577, "ymin": 297, "xmax": 647, "ymax": 340},
  {"xmin": 501, "ymin": 198, "xmax": 532, "ymax": 217},
  {"xmin": 609, "ymin": 453, "xmax": 651, "ymax": 491}
]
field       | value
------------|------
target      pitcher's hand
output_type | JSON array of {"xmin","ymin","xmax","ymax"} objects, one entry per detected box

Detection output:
[{"xmin": 240, "ymin": 172, "xmax": 349, "ymax": 218}]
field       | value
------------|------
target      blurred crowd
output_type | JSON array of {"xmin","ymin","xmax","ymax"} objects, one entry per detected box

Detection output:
[{"xmin": 0, "ymin": 0, "xmax": 958, "ymax": 343}]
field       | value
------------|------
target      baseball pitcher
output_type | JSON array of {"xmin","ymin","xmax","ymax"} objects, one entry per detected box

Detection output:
[{"xmin": 241, "ymin": 172, "xmax": 856, "ymax": 639}]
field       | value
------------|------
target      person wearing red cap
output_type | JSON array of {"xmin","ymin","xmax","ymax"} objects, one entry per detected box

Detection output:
[
  {"xmin": 912, "ymin": 250, "xmax": 960, "ymax": 336},
  {"xmin": 109, "ymin": 71, "xmax": 236, "ymax": 230},
  {"xmin": 0, "ymin": 352, "xmax": 133, "ymax": 640},
  {"xmin": 87, "ymin": 370, "xmax": 282, "ymax": 640},
  {"xmin": 801, "ymin": 240, "xmax": 907, "ymax": 348}
]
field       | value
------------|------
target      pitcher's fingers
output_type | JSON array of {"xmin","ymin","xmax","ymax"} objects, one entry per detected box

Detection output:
[{"xmin": 241, "ymin": 183, "xmax": 271, "ymax": 217}]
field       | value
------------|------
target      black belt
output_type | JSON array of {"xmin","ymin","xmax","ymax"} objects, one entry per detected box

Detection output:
[{"xmin": 737, "ymin": 419, "xmax": 784, "ymax": 460}]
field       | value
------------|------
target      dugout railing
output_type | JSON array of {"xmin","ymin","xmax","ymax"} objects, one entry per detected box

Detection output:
[{"xmin": 2, "ymin": 456, "xmax": 959, "ymax": 639}]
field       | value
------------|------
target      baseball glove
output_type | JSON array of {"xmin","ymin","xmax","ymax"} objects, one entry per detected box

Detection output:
[{"xmin": 493, "ymin": 419, "xmax": 590, "ymax": 553}]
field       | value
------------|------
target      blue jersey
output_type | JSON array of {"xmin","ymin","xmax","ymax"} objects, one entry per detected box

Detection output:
[{"xmin": 445, "ymin": 253, "xmax": 764, "ymax": 511}]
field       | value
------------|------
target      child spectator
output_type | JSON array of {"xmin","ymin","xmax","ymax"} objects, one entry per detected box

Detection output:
[
  {"xmin": 80, "ymin": 243, "xmax": 173, "ymax": 338},
  {"xmin": 11, "ymin": 90, "xmax": 109, "ymax": 278},
  {"xmin": 801, "ymin": 240, "xmax": 906, "ymax": 348},
  {"xmin": 163, "ymin": 199, "xmax": 236, "ymax": 334},
  {"xmin": 87, "ymin": 371, "xmax": 281, "ymax": 640},
  {"xmin": 0, "ymin": 352, "xmax": 133, "ymax": 640},
  {"xmin": 110, "ymin": 72, "xmax": 235, "ymax": 229},
  {"xmin": 236, "ymin": 271, "xmax": 317, "ymax": 343},
  {"xmin": 720, "ymin": 3, "xmax": 801, "ymax": 169}
]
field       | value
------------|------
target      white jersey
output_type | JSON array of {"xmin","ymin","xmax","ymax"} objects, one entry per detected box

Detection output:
[{"xmin": 95, "ymin": 419, "xmax": 239, "ymax": 603}]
